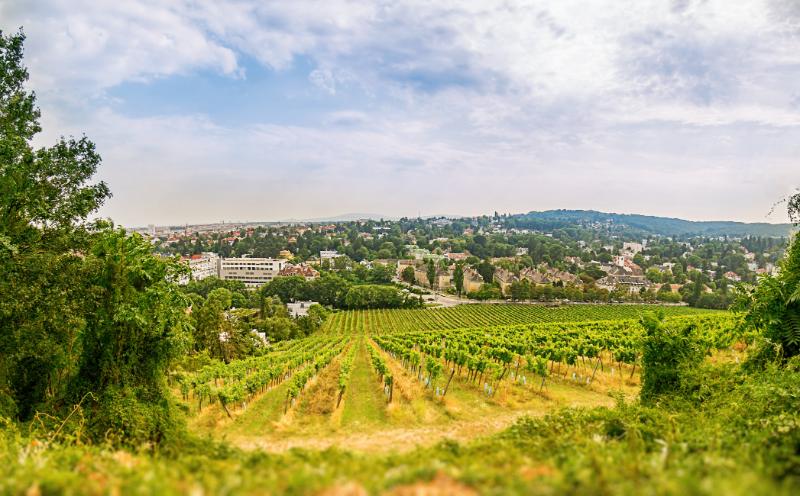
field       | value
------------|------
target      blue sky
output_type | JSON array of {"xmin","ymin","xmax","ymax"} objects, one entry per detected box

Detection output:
[{"xmin": 1, "ymin": 0, "xmax": 799, "ymax": 226}]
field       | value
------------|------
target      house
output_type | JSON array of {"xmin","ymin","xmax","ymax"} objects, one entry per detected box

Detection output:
[
  {"xmin": 287, "ymin": 301, "xmax": 319, "ymax": 318},
  {"xmin": 493, "ymin": 268, "xmax": 518, "ymax": 296},
  {"xmin": 396, "ymin": 259, "xmax": 416, "ymax": 278},
  {"xmin": 445, "ymin": 252, "xmax": 468, "ymax": 262},
  {"xmin": 320, "ymin": 250, "xmax": 339, "ymax": 261},
  {"xmin": 278, "ymin": 263, "xmax": 320, "ymax": 280},
  {"xmin": 519, "ymin": 267, "xmax": 550, "ymax": 285},
  {"xmin": 178, "ymin": 252, "xmax": 219, "ymax": 284},
  {"xmin": 461, "ymin": 267, "xmax": 484, "ymax": 294},
  {"xmin": 519, "ymin": 266, "xmax": 581, "ymax": 287},
  {"xmin": 278, "ymin": 249, "xmax": 293, "ymax": 259},
  {"xmin": 414, "ymin": 264, "xmax": 452, "ymax": 290},
  {"xmin": 596, "ymin": 275, "xmax": 649, "ymax": 295},
  {"xmin": 623, "ymin": 242, "xmax": 644, "ymax": 255},
  {"xmin": 724, "ymin": 271, "xmax": 741, "ymax": 282}
]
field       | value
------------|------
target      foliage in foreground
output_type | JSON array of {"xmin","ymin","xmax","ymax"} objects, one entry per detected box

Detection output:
[
  {"xmin": 737, "ymin": 230, "xmax": 800, "ymax": 361},
  {"xmin": 3, "ymin": 359, "xmax": 800, "ymax": 495},
  {"xmin": 0, "ymin": 29, "xmax": 190, "ymax": 446}
]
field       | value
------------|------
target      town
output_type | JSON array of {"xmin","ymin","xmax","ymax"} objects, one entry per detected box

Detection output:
[{"xmin": 138, "ymin": 212, "xmax": 787, "ymax": 310}]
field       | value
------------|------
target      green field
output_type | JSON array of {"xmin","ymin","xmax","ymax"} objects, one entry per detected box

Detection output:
[
  {"xmin": 321, "ymin": 303, "xmax": 718, "ymax": 334},
  {"xmin": 178, "ymin": 304, "xmax": 730, "ymax": 453},
  {"xmin": 9, "ymin": 304, "xmax": 795, "ymax": 495}
]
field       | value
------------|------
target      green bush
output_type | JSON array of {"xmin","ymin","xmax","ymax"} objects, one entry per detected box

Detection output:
[{"xmin": 640, "ymin": 312, "xmax": 705, "ymax": 402}]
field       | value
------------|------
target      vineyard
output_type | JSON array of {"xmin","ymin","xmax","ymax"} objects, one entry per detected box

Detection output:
[
  {"xmin": 177, "ymin": 304, "xmax": 734, "ymax": 451},
  {"xmin": 320, "ymin": 303, "xmax": 718, "ymax": 335}
]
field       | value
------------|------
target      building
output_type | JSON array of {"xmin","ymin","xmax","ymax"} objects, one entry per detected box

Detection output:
[
  {"xmin": 320, "ymin": 250, "xmax": 339, "ymax": 261},
  {"xmin": 287, "ymin": 300, "xmax": 319, "ymax": 318},
  {"xmin": 445, "ymin": 252, "xmax": 468, "ymax": 262},
  {"xmin": 397, "ymin": 259, "xmax": 416, "ymax": 278},
  {"xmin": 407, "ymin": 247, "xmax": 431, "ymax": 260},
  {"xmin": 493, "ymin": 268, "xmax": 518, "ymax": 296},
  {"xmin": 596, "ymin": 275, "xmax": 649, "ymax": 295},
  {"xmin": 519, "ymin": 266, "xmax": 581, "ymax": 287},
  {"xmin": 278, "ymin": 249, "xmax": 293, "ymax": 259},
  {"xmin": 724, "ymin": 271, "xmax": 742, "ymax": 282},
  {"xmin": 278, "ymin": 263, "xmax": 320, "ymax": 280},
  {"xmin": 461, "ymin": 267, "xmax": 484, "ymax": 294},
  {"xmin": 414, "ymin": 264, "xmax": 452, "ymax": 290},
  {"xmin": 219, "ymin": 257, "xmax": 287, "ymax": 288},
  {"xmin": 178, "ymin": 252, "xmax": 219, "ymax": 284},
  {"xmin": 623, "ymin": 242, "xmax": 644, "ymax": 255}
]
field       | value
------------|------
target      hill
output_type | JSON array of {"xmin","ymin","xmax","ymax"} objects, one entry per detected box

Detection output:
[{"xmin": 507, "ymin": 209, "xmax": 794, "ymax": 237}]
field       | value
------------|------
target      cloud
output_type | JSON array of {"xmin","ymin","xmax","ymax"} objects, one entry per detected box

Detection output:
[{"xmin": 1, "ymin": 0, "xmax": 799, "ymax": 224}]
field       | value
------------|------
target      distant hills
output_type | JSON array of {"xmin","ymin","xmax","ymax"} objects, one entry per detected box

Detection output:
[
  {"xmin": 268, "ymin": 209, "xmax": 795, "ymax": 238},
  {"xmin": 508, "ymin": 210, "xmax": 795, "ymax": 237},
  {"xmin": 287, "ymin": 213, "xmax": 398, "ymax": 223}
]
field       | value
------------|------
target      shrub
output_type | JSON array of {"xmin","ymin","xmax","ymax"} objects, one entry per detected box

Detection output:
[{"xmin": 639, "ymin": 311, "xmax": 704, "ymax": 402}]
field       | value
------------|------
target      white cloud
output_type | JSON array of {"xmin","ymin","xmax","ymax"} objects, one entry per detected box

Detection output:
[{"xmin": 2, "ymin": 0, "xmax": 799, "ymax": 224}]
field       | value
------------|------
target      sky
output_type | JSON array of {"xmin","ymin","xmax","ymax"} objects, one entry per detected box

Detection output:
[{"xmin": 1, "ymin": 0, "xmax": 799, "ymax": 226}]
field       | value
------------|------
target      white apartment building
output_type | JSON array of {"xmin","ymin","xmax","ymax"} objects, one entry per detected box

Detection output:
[
  {"xmin": 219, "ymin": 257, "xmax": 287, "ymax": 288},
  {"xmin": 178, "ymin": 252, "xmax": 219, "ymax": 284}
]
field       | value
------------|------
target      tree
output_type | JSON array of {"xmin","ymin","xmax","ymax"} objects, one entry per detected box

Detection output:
[
  {"xmin": 262, "ymin": 275, "xmax": 309, "ymax": 303},
  {"xmin": 1, "ymin": 30, "xmax": 112, "ymax": 420},
  {"xmin": 401, "ymin": 265, "xmax": 416, "ymax": 285},
  {"xmin": 72, "ymin": 229, "xmax": 192, "ymax": 443},
  {"xmin": 192, "ymin": 288, "xmax": 233, "ymax": 355},
  {"xmin": 426, "ymin": 258, "xmax": 436, "ymax": 288},
  {"xmin": 1, "ymin": 32, "xmax": 194, "ymax": 446},
  {"xmin": 368, "ymin": 263, "xmax": 394, "ymax": 284},
  {"xmin": 646, "ymin": 268, "xmax": 663, "ymax": 283},
  {"xmin": 476, "ymin": 260, "xmax": 495, "ymax": 285},
  {"xmin": 509, "ymin": 279, "xmax": 532, "ymax": 301},
  {"xmin": 453, "ymin": 263, "xmax": 464, "ymax": 295},
  {"xmin": 639, "ymin": 311, "xmax": 703, "ymax": 402},
  {"xmin": 738, "ymin": 195, "xmax": 800, "ymax": 363}
]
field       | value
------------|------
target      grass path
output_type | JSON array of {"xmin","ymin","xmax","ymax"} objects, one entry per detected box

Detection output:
[{"xmin": 341, "ymin": 338, "xmax": 387, "ymax": 428}]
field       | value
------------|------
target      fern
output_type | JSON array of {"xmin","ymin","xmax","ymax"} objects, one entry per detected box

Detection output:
[{"xmin": 782, "ymin": 307, "xmax": 800, "ymax": 348}]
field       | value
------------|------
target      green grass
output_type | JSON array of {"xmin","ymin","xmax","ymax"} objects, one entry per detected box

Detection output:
[
  {"xmin": 195, "ymin": 380, "xmax": 291, "ymax": 439},
  {"xmin": 340, "ymin": 339, "xmax": 387, "ymax": 427},
  {"xmin": 5, "ymin": 361, "xmax": 800, "ymax": 495}
]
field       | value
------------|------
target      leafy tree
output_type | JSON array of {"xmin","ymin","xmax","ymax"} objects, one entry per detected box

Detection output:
[
  {"xmin": 182, "ymin": 276, "xmax": 247, "ymax": 299},
  {"xmin": 261, "ymin": 275, "xmax": 309, "ymax": 303},
  {"xmin": 453, "ymin": 263, "xmax": 464, "ymax": 295},
  {"xmin": 426, "ymin": 259, "xmax": 436, "ymax": 288},
  {"xmin": 191, "ymin": 287, "xmax": 231, "ymax": 355},
  {"xmin": 509, "ymin": 279, "xmax": 532, "ymax": 301},
  {"xmin": 401, "ymin": 265, "xmax": 416, "ymax": 285},
  {"xmin": 0, "ymin": 30, "xmax": 112, "ymax": 420},
  {"xmin": 738, "ymin": 196, "xmax": 800, "ymax": 363},
  {"xmin": 368, "ymin": 263, "xmax": 394, "ymax": 284},
  {"xmin": 646, "ymin": 267, "xmax": 663, "ymax": 283},
  {"xmin": 639, "ymin": 311, "xmax": 703, "ymax": 403},
  {"xmin": 476, "ymin": 259, "xmax": 495, "ymax": 285},
  {"xmin": 72, "ymin": 229, "xmax": 192, "ymax": 443}
]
